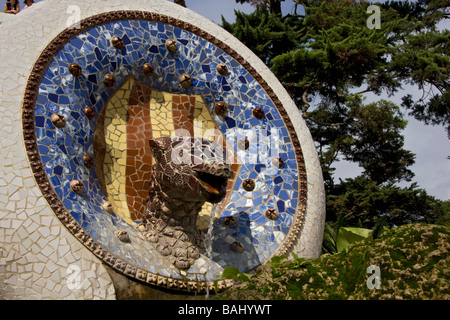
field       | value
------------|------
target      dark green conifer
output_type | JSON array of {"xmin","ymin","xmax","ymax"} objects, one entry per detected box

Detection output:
[{"xmin": 225, "ymin": 0, "xmax": 450, "ymax": 226}]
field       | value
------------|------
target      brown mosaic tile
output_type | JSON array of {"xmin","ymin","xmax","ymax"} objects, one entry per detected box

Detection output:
[
  {"xmin": 126, "ymin": 82, "xmax": 153, "ymax": 221},
  {"xmin": 172, "ymin": 94, "xmax": 196, "ymax": 136}
]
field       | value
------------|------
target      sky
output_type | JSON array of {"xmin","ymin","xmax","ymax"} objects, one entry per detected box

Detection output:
[{"xmin": 1, "ymin": 0, "xmax": 449, "ymax": 200}]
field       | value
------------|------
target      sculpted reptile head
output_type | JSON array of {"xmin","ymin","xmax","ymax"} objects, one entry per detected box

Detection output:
[
  {"xmin": 149, "ymin": 136, "xmax": 233, "ymax": 204},
  {"xmin": 138, "ymin": 136, "xmax": 234, "ymax": 269}
]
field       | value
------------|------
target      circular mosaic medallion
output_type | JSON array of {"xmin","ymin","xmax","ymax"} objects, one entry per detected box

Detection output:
[{"xmin": 22, "ymin": 11, "xmax": 310, "ymax": 292}]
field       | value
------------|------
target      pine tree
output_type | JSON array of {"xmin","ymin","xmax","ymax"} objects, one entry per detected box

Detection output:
[{"xmin": 223, "ymin": 0, "xmax": 450, "ymax": 226}]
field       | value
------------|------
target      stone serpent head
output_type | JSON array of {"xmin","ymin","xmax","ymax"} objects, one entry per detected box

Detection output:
[
  {"xmin": 149, "ymin": 136, "xmax": 233, "ymax": 205},
  {"xmin": 138, "ymin": 136, "xmax": 233, "ymax": 269}
]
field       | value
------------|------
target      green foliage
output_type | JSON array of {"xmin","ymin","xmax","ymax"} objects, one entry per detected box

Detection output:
[
  {"xmin": 371, "ymin": 216, "xmax": 389, "ymax": 239},
  {"xmin": 333, "ymin": 100, "xmax": 415, "ymax": 184},
  {"xmin": 429, "ymin": 199, "xmax": 450, "ymax": 225},
  {"xmin": 222, "ymin": 9, "xmax": 302, "ymax": 66},
  {"xmin": 290, "ymin": 252, "xmax": 311, "ymax": 268},
  {"xmin": 266, "ymin": 255, "xmax": 288, "ymax": 277},
  {"xmin": 267, "ymin": 254, "xmax": 287, "ymax": 268},
  {"xmin": 321, "ymin": 216, "xmax": 346, "ymax": 254},
  {"xmin": 219, "ymin": 266, "xmax": 253, "ymax": 282},
  {"xmin": 218, "ymin": 223, "xmax": 450, "ymax": 300},
  {"xmin": 327, "ymin": 176, "xmax": 449, "ymax": 228},
  {"xmin": 214, "ymin": 266, "xmax": 253, "ymax": 293},
  {"xmin": 267, "ymin": 253, "xmax": 311, "ymax": 270},
  {"xmin": 336, "ymin": 227, "xmax": 372, "ymax": 252},
  {"xmin": 321, "ymin": 218, "xmax": 375, "ymax": 254}
]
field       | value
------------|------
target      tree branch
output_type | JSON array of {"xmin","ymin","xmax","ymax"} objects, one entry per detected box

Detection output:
[
  {"xmin": 305, "ymin": 117, "xmax": 350, "ymax": 127},
  {"xmin": 298, "ymin": 85, "xmax": 353, "ymax": 127},
  {"xmin": 301, "ymin": 89, "xmax": 310, "ymax": 114},
  {"xmin": 352, "ymin": 88, "xmax": 372, "ymax": 96},
  {"xmin": 174, "ymin": 0, "xmax": 187, "ymax": 8},
  {"xmin": 281, "ymin": 81, "xmax": 306, "ymax": 88},
  {"xmin": 336, "ymin": 87, "xmax": 372, "ymax": 98}
]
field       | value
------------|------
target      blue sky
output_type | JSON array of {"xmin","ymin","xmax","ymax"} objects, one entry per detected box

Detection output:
[{"xmin": 1, "ymin": 0, "xmax": 449, "ymax": 200}]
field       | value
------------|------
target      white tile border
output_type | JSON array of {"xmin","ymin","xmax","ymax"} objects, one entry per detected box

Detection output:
[{"xmin": 0, "ymin": 0, "xmax": 325, "ymax": 299}]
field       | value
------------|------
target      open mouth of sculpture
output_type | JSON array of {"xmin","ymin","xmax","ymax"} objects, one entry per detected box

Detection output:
[{"xmin": 194, "ymin": 170, "xmax": 230, "ymax": 202}]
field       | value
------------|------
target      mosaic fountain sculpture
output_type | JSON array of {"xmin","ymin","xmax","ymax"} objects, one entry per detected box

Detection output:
[
  {"xmin": 0, "ymin": 0, "xmax": 326, "ymax": 298},
  {"xmin": 140, "ymin": 136, "xmax": 233, "ymax": 270}
]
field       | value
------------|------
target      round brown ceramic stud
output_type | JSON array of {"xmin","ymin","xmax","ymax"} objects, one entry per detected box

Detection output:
[
  {"xmin": 68, "ymin": 63, "xmax": 82, "ymax": 77},
  {"xmin": 214, "ymin": 101, "xmax": 227, "ymax": 115},
  {"xmin": 230, "ymin": 241, "xmax": 245, "ymax": 253},
  {"xmin": 83, "ymin": 154, "xmax": 94, "ymax": 168},
  {"xmin": 179, "ymin": 73, "xmax": 192, "ymax": 88},
  {"xmin": 242, "ymin": 178, "xmax": 255, "ymax": 192},
  {"xmin": 252, "ymin": 107, "xmax": 265, "ymax": 120},
  {"xmin": 216, "ymin": 63, "xmax": 228, "ymax": 76},
  {"xmin": 51, "ymin": 113, "xmax": 66, "ymax": 128},
  {"xmin": 272, "ymin": 156, "xmax": 285, "ymax": 169},
  {"xmin": 165, "ymin": 39, "xmax": 178, "ymax": 53},
  {"xmin": 84, "ymin": 106, "xmax": 95, "ymax": 120},
  {"xmin": 237, "ymin": 138, "xmax": 249, "ymax": 151},
  {"xmin": 111, "ymin": 36, "xmax": 124, "ymax": 50},
  {"xmin": 143, "ymin": 63, "xmax": 154, "ymax": 77},
  {"xmin": 115, "ymin": 230, "xmax": 130, "ymax": 242},
  {"xmin": 223, "ymin": 216, "xmax": 238, "ymax": 227},
  {"xmin": 101, "ymin": 201, "xmax": 113, "ymax": 214},
  {"xmin": 265, "ymin": 208, "xmax": 279, "ymax": 221},
  {"xmin": 104, "ymin": 74, "xmax": 116, "ymax": 88},
  {"xmin": 70, "ymin": 180, "xmax": 84, "ymax": 194}
]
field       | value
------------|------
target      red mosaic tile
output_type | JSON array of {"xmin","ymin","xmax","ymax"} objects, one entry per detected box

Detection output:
[
  {"xmin": 172, "ymin": 94, "xmax": 196, "ymax": 136},
  {"xmin": 125, "ymin": 81, "xmax": 153, "ymax": 221}
]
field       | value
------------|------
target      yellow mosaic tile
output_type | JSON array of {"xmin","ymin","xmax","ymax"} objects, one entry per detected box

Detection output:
[
  {"xmin": 149, "ymin": 90, "xmax": 175, "ymax": 139},
  {"xmin": 103, "ymin": 78, "xmax": 134, "ymax": 224},
  {"xmin": 194, "ymin": 98, "xmax": 216, "ymax": 138}
]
